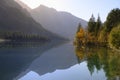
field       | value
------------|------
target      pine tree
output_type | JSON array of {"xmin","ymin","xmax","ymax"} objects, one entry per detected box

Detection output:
[
  {"xmin": 88, "ymin": 14, "xmax": 96, "ymax": 33},
  {"xmin": 105, "ymin": 8, "xmax": 120, "ymax": 33},
  {"xmin": 95, "ymin": 14, "xmax": 102, "ymax": 36}
]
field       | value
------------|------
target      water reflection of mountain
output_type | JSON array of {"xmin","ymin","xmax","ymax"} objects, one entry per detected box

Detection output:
[
  {"xmin": 0, "ymin": 41, "xmax": 62, "ymax": 80},
  {"xmin": 16, "ymin": 43, "xmax": 120, "ymax": 80},
  {"xmin": 16, "ymin": 43, "xmax": 78, "ymax": 79},
  {"xmin": 75, "ymin": 46, "xmax": 120, "ymax": 80}
]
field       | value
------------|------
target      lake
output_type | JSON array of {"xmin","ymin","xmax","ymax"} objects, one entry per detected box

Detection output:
[{"xmin": 0, "ymin": 42, "xmax": 120, "ymax": 80}]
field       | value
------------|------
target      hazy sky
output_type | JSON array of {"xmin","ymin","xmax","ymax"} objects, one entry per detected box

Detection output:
[{"xmin": 20, "ymin": 0, "xmax": 120, "ymax": 22}]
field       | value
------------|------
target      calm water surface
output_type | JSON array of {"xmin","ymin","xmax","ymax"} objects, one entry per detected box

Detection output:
[{"xmin": 0, "ymin": 42, "xmax": 120, "ymax": 80}]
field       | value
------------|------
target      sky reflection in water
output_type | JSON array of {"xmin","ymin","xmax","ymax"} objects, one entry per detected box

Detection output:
[{"xmin": 19, "ymin": 62, "xmax": 106, "ymax": 80}]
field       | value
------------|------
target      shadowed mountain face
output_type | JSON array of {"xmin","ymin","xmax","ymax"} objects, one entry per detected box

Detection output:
[
  {"xmin": 0, "ymin": 41, "xmax": 62, "ymax": 80},
  {"xmin": 15, "ymin": 42, "xmax": 78, "ymax": 80},
  {"xmin": 30, "ymin": 5, "xmax": 87, "ymax": 40},
  {"xmin": 0, "ymin": 0, "xmax": 63, "ymax": 40}
]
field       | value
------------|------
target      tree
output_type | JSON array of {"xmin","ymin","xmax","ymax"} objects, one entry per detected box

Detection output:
[
  {"xmin": 77, "ymin": 28, "xmax": 85, "ymax": 38},
  {"xmin": 87, "ymin": 14, "xmax": 98, "ymax": 44},
  {"xmin": 98, "ymin": 27, "xmax": 108, "ymax": 43},
  {"xmin": 108, "ymin": 24, "xmax": 120, "ymax": 49},
  {"xmin": 76, "ymin": 23, "xmax": 82, "ymax": 33},
  {"xmin": 95, "ymin": 14, "xmax": 102, "ymax": 36},
  {"xmin": 105, "ymin": 8, "xmax": 120, "ymax": 33},
  {"xmin": 88, "ymin": 14, "xmax": 96, "ymax": 33},
  {"xmin": 75, "ymin": 23, "xmax": 86, "ymax": 46}
]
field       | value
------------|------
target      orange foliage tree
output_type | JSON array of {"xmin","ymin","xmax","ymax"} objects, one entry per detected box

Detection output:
[{"xmin": 75, "ymin": 27, "xmax": 86, "ymax": 46}]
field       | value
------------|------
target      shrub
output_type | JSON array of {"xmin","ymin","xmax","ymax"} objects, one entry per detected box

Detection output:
[{"xmin": 108, "ymin": 24, "xmax": 120, "ymax": 49}]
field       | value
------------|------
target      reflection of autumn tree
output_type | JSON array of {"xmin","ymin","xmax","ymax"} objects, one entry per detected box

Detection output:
[
  {"xmin": 84, "ymin": 47, "xmax": 103, "ymax": 75},
  {"xmin": 90, "ymin": 49, "xmax": 120, "ymax": 79},
  {"xmin": 87, "ymin": 53, "xmax": 101, "ymax": 75},
  {"xmin": 75, "ymin": 47, "xmax": 86, "ymax": 62},
  {"xmin": 75, "ymin": 46, "xmax": 120, "ymax": 79}
]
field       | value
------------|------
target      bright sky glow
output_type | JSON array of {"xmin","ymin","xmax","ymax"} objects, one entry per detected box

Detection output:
[{"xmin": 19, "ymin": 0, "xmax": 120, "ymax": 22}]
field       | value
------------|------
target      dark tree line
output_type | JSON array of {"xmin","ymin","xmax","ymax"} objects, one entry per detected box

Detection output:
[{"xmin": 0, "ymin": 32, "xmax": 49, "ymax": 42}]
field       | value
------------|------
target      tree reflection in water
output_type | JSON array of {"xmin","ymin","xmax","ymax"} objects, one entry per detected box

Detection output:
[{"xmin": 75, "ymin": 46, "xmax": 120, "ymax": 80}]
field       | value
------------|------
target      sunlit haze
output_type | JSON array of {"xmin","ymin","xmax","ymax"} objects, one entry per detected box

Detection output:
[{"xmin": 19, "ymin": 0, "xmax": 120, "ymax": 22}]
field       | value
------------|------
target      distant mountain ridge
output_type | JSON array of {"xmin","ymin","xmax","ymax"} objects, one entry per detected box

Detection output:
[
  {"xmin": 0, "ymin": 0, "xmax": 63, "ymax": 41},
  {"xmin": 31, "ymin": 5, "xmax": 87, "ymax": 40},
  {"xmin": 16, "ymin": 1, "xmax": 87, "ymax": 40}
]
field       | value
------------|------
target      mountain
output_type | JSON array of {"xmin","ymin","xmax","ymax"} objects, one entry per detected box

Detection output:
[
  {"xmin": 0, "ymin": 0, "xmax": 62, "ymax": 41},
  {"xmin": 14, "ymin": 0, "xmax": 31, "ymax": 11},
  {"xmin": 15, "ymin": 1, "xmax": 87, "ymax": 40},
  {"xmin": 30, "ymin": 5, "xmax": 87, "ymax": 40}
]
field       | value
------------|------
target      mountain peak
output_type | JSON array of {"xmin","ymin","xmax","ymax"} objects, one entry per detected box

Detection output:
[
  {"xmin": 38, "ymin": 5, "xmax": 47, "ymax": 8},
  {"xmin": 33, "ymin": 4, "xmax": 57, "ymax": 12}
]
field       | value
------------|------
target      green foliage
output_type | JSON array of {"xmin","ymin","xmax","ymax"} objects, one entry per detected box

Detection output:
[
  {"xmin": 105, "ymin": 8, "xmax": 120, "ymax": 32},
  {"xmin": 87, "ymin": 14, "xmax": 102, "ymax": 44},
  {"xmin": 75, "ymin": 14, "xmax": 102, "ymax": 47},
  {"xmin": 108, "ymin": 24, "xmax": 120, "ymax": 49},
  {"xmin": 75, "ymin": 8, "xmax": 120, "ymax": 50},
  {"xmin": 88, "ymin": 14, "xmax": 96, "ymax": 33},
  {"xmin": 95, "ymin": 15, "xmax": 102, "ymax": 36},
  {"xmin": 98, "ymin": 25, "xmax": 108, "ymax": 43}
]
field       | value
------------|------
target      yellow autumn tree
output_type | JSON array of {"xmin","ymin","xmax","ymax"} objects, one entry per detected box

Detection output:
[{"xmin": 75, "ymin": 27, "xmax": 86, "ymax": 46}]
